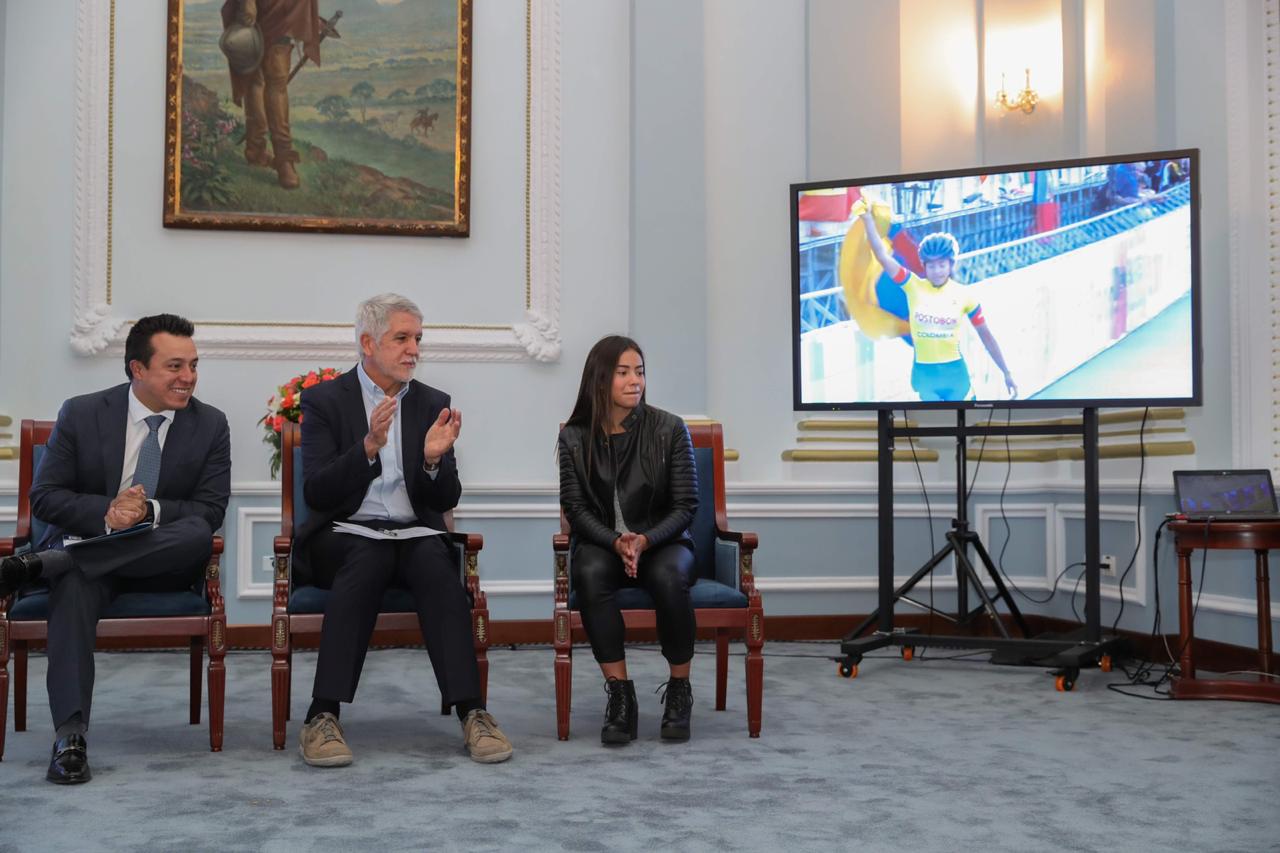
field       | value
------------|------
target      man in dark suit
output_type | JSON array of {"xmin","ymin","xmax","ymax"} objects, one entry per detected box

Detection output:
[
  {"xmin": 0, "ymin": 314, "xmax": 230, "ymax": 784},
  {"xmin": 293, "ymin": 293, "xmax": 512, "ymax": 765}
]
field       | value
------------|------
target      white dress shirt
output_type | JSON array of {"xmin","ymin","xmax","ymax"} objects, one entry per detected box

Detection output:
[
  {"xmin": 350, "ymin": 362, "xmax": 419, "ymax": 523},
  {"xmin": 110, "ymin": 387, "xmax": 175, "ymax": 530}
]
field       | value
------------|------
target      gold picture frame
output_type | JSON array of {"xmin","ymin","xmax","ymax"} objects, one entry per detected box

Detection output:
[{"xmin": 163, "ymin": 0, "xmax": 472, "ymax": 236}]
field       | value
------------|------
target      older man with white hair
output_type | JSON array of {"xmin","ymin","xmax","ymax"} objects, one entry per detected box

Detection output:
[{"xmin": 291, "ymin": 293, "xmax": 512, "ymax": 765}]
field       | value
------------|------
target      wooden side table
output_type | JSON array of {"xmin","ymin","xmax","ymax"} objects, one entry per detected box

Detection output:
[{"xmin": 1168, "ymin": 520, "xmax": 1280, "ymax": 704}]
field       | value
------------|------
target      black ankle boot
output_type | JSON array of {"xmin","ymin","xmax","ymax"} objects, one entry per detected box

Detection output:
[
  {"xmin": 601, "ymin": 678, "xmax": 638, "ymax": 745},
  {"xmin": 659, "ymin": 678, "xmax": 692, "ymax": 741}
]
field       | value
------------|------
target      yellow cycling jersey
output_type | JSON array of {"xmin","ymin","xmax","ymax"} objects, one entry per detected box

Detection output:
[{"xmin": 895, "ymin": 269, "xmax": 985, "ymax": 365}]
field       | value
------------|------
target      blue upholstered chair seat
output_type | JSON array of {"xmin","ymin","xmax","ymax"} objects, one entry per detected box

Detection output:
[
  {"xmin": 9, "ymin": 588, "xmax": 211, "ymax": 620},
  {"xmin": 567, "ymin": 577, "xmax": 747, "ymax": 610},
  {"xmin": 288, "ymin": 584, "xmax": 418, "ymax": 615}
]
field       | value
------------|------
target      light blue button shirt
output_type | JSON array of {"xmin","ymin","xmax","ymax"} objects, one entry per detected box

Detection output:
[{"xmin": 349, "ymin": 362, "xmax": 418, "ymax": 523}]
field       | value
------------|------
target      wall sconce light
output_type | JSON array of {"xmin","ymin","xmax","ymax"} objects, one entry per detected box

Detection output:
[{"xmin": 994, "ymin": 68, "xmax": 1039, "ymax": 114}]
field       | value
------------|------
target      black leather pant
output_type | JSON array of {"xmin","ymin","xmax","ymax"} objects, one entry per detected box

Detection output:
[{"xmin": 571, "ymin": 540, "xmax": 695, "ymax": 665}]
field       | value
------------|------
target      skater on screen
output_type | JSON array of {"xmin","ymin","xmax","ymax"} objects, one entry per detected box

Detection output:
[{"xmin": 859, "ymin": 207, "xmax": 1018, "ymax": 402}]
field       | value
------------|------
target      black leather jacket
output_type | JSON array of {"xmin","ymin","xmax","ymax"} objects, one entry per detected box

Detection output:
[{"xmin": 557, "ymin": 403, "xmax": 698, "ymax": 552}]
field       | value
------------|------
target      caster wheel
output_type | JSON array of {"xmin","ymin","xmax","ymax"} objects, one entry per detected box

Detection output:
[
  {"xmin": 901, "ymin": 646, "xmax": 915, "ymax": 661},
  {"xmin": 1099, "ymin": 655, "xmax": 1113, "ymax": 673},
  {"xmin": 1055, "ymin": 674, "xmax": 1075, "ymax": 692},
  {"xmin": 838, "ymin": 663, "xmax": 858, "ymax": 679}
]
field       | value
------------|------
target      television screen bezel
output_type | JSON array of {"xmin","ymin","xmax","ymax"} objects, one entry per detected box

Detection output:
[{"xmin": 789, "ymin": 148, "xmax": 1202, "ymax": 412}]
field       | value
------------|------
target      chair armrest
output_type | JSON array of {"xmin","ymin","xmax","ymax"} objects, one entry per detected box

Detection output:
[
  {"xmin": 273, "ymin": 535, "xmax": 291, "ymax": 557},
  {"xmin": 714, "ymin": 527, "xmax": 758, "ymax": 594},
  {"xmin": 0, "ymin": 535, "xmax": 29, "ymax": 558},
  {"xmin": 448, "ymin": 530, "xmax": 484, "ymax": 553},
  {"xmin": 552, "ymin": 533, "xmax": 571, "ymax": 604},
  {"xmin": 204, "ymin": 536, "xmax": 226, "ymax": 615}
]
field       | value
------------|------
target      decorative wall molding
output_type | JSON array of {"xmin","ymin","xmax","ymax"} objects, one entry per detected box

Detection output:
[
  {"xmin": 235, "ymin": 506, "xmax": 280, "ymax": 600},
  {"xmin": 70, "ymin": 0, "xmax": 121, "ymax": 356},
  {"xmin": 1054, "ymin": 504, "xmax": 1147, "ymax": 608},
  {"xmin": 973, "ymin": 502, "xmax": 1055, "ymax": 589},
  {"xmin": 70, "ymin": 0, "xmax": 561, "ymax": 363},
  {"xmin": 1265, "ymin": 0, "xmax": 1280, "ymax": 471}
]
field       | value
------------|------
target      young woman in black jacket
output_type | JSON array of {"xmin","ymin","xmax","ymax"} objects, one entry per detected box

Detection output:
[{"xmin": 558, "ymin": 335, "xmax": 699, "ymax": 744}]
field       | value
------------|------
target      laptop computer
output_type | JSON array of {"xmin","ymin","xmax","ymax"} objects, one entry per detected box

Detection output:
[{"xmin": 1172, "ymin": 469, "xmax": 1280, "ymax": 522}]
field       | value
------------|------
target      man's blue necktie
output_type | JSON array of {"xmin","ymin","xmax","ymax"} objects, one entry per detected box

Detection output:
[{"xmin": 131, "ymin": 414, "xmax": 166, "ymax": 497}]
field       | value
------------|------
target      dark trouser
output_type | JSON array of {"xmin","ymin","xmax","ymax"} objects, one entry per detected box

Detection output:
[
  {"xmin": 46, "ymin": 515, "xmax": 213, "ymax": 728},
  {"xmin": 308, "ymin": 526, "xmax": 480, "ymax": 708},
  {"xmin": 571, "ymin": 541, "xmax": 696, "ymax": 666}
]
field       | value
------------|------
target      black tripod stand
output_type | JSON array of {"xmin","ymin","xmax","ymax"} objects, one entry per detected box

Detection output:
[
  {"xmin": 839, "ymin": 408, "xmax": 1124, "ymax": 690},
  {"xmin": 842, "ymin": 515, "xmax": 1031, "ymax": 646}
]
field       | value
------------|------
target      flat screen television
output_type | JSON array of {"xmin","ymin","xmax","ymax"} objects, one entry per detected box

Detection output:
[{"xmin": 790, "ymin": 149, "xmax": 1201, "ymax": 410}]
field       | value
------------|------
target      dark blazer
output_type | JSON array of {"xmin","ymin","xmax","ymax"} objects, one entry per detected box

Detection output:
[
  {"xmin": 30, "ymin": 383, "xmax": 232, "ymax": 550},
  {"xmin": 293, "ymin": 368, "xmax": 462, "ymax": 579}
]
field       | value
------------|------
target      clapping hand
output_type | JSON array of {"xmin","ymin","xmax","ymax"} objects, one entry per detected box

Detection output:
[
  {"xmin": 105, "ymin": 484, "xmax": 148, "ymax": 530},
  {"xmin": 423, "ymin": 407, "xmax": 462, "ymax": 466},
  {"xmin": 363, "ymin": 396, "xmax": 398, "ymax": 460}
]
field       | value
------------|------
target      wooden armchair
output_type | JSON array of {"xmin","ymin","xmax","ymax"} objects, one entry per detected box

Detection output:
[
  {"xmin": 553, "ymin": 421, "xmax": 763, "ymax": 739},
  {"xmin": 0, "ymin": 419, "xmax": 227, "ymax": 760},
  {"xmin": 270, "ymin": 420, "xmax": 488, "ymax": 749}
]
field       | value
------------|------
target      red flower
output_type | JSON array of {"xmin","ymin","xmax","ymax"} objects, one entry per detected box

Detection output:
[
  {"xmin": 302, "ymin": 371, "xmax": 320, "ymax": 389},
  {"xmin": 272, "ymin": 414, "xmax": 284, "ymax": 433}
]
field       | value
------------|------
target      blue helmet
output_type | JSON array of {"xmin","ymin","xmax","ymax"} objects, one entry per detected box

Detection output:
[{"xmin": 918, "ymin": 232, "xmax": 959, "ymax": 263}]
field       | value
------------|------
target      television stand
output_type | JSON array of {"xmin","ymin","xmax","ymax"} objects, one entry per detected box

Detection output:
[{"xmin": 838, "ymin": 408, "xmax": 1125, "ymax": 690}]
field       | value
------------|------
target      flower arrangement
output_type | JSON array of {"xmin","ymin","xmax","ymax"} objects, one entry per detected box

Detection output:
[{"xmin": 259, "ymin": 368, "xmax": 343, "ymax": 478}]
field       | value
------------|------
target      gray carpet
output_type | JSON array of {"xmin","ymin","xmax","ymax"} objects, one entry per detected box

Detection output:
[{"xmin": 0, "ymin": 642, "xmax": 1277, "ymax": 852}]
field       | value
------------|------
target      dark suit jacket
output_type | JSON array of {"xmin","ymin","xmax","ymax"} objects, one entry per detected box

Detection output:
[
  {"xmin": 29, "ymin": 383, "xmax": 232, "ymax": 550},
  {"xmin": 293, "ymin": 368, "xmax": 462, "ymax": 581}
]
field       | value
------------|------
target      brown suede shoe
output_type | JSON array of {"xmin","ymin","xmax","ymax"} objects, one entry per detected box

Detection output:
[
  {"xmin": 299, "ymin": 712, "xmax": 352, "ymax": 767},
  {"xmin": 461, "ymin": 709, "xmax": 513, "ymax": 764}
]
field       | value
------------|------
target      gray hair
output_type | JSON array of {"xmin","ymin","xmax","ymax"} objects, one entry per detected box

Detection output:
[{"xmin": 354, "ymin": 293, "xmax": 423, "ymax": 353}]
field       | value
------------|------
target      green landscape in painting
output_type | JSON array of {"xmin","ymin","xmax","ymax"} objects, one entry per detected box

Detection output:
[{"xmin": 178, "ymin": 0, "xmax": 460, "ymax": 223}]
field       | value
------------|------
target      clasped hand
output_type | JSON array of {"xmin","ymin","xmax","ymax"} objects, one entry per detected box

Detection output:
[
  {"xmin": 613, "ymin": 532, "xmax": 648, "ymax": 578},
  {"xmin": 105, "ymin": 484, "xmax": 148, "ymax": 530}
]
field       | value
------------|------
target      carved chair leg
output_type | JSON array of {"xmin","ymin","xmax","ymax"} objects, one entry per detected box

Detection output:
[
  {"xmin": 745, "ymin": 609, "xmax": 764, "ymax": 738},
  {"xmin": 271, "ymin": 617, "xmax": 291, "ymax": 750},
  {"xmin": 189, "ymin": 637, "xmax": 203, "ymax": 725},
  {"xmin": 0, "ymin": 638, "xmax": 7, "ymax": 761},
  {"xmin": 0, "ymin": 662, "xmax": 6, "ymax": 761},
  {"xmin": 285, "ymin": 647, "xmax": 292, "ymax": 721},
  {"xmin": 474, "ymin": 603, "xmax": 490, "ymax": 707},
  {"xmin": 715, "ymin": 628, "xmax": 729, "ymax": 711},
  {"xmin": 207, "ymin": 618, "xmax": 226, "ymax": 752},
  {"xmin": 14, "ymin": 641, "xmax": 27, "ymax": 732},
  {"xmin": 554, "ymin": 640, "xmax": 572, "ymax": 741}
]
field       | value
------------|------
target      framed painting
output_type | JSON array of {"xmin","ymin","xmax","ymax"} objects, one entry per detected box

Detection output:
[{"xmin": 164, "ymin": 0, "xmax": 471, "ymax": 236}]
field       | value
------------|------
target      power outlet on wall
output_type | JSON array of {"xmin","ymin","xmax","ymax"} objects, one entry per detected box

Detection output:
[{"xmin": 1099, "ymin": 554, "xmax": 1117, "ymax": 577}]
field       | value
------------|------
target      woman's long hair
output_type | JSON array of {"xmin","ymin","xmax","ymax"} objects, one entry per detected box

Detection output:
[{"xmin": 565, "ymin": 335, "xmax": 645, "ymax": 478}]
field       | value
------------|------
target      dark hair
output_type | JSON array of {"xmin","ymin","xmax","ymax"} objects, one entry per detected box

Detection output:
[
  {"xmin": 124, "ymin": 314, "xmax": 196, "ymax": 379},
  {"xmin": 566, "ymin": 335, "xmax": 645, "ymax": 475}
]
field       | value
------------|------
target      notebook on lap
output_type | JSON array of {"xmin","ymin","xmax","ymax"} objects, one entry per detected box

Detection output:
[{"xmin": 1172, "ymin": 469, "xmax": 1280, "ymax": 522}]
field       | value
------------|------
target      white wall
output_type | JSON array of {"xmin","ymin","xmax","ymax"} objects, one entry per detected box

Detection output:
[{"xmin": 0, "ymin": 0, "xmax": 1274, "ymax": 649}]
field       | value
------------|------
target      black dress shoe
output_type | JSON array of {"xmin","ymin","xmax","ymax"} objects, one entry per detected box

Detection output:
[
  {"xmin": 0, "ymin": 552, "xmax": 43, "ymax": 598},
  {"xmin": 601, "ymin": 678, "xmax": 638, "ymax": 745},
  {"xmin": 47, "ymin": 733, "xmax": 91, "ymax": 784},
  {"xmin": 658, "ymin": 677, "xmax": 692, "ymax": 741}
]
